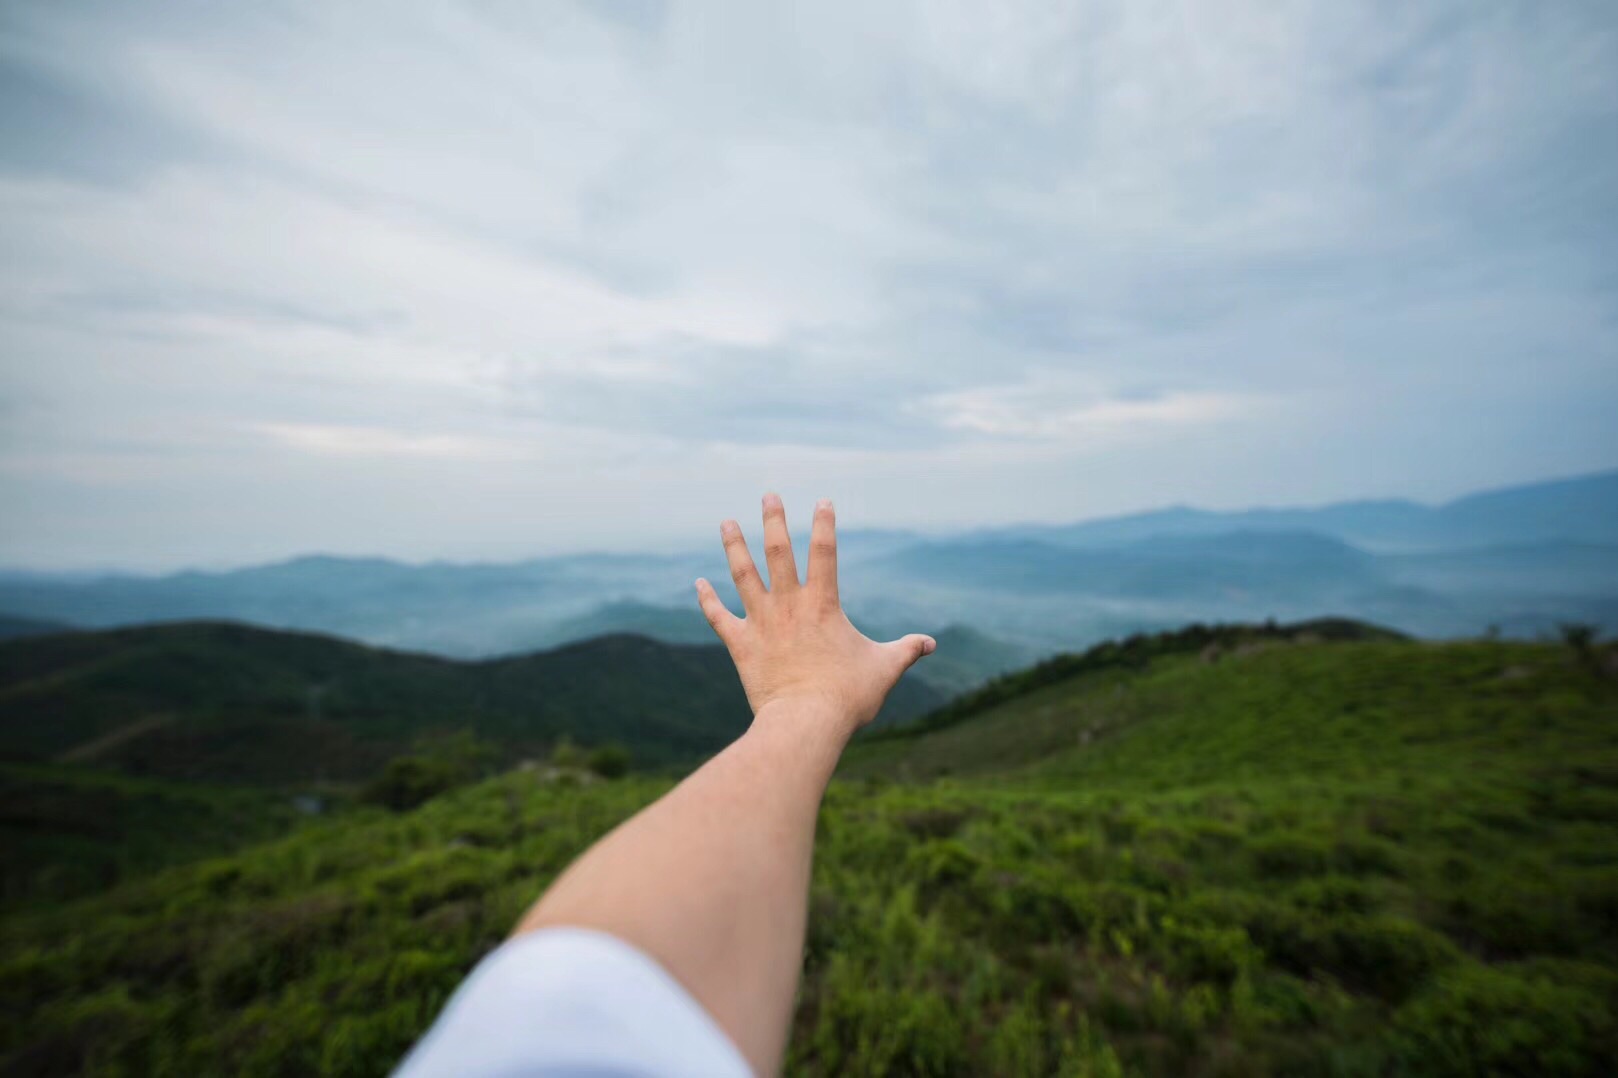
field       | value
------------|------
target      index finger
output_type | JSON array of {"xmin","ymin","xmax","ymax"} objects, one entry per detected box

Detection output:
[{"xmin": 807, "ymin": 498, "xmax": 838, "ymax": 606}]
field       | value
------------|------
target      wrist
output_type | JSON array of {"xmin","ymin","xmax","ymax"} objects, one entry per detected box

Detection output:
[{"xmin": 749, "ymin": 694, "xmax": 858, "ymax": 749}]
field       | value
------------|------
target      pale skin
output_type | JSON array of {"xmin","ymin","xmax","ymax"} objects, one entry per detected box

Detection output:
[{"xmin": 514, "ymin": 494, "xmax": 936, "ymax": 1076}]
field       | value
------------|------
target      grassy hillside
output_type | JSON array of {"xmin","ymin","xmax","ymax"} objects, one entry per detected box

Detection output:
[
  {"xmin": 3, "ymin": 633, "xmax": 1615, "ymax": 1076},
  {"xmin": 0, "ymin": 622, "xmax": 944, "ymax": 782},
  {"xmin": 0, "ymin": 763, "xmax": 308, "ymax": 907}
]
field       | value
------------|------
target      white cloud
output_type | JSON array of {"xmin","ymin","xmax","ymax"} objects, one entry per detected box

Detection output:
[
  {"xmin": 251, "ymin": 423, "xmax": 508, "ymax": 461},
  {"xmin": 919, "ymin": 380, "xmax": 1259, "ymax": 441},
  {"xmin": 1, "ymin": 0, "xmax": 1615, "ymax": 567}
]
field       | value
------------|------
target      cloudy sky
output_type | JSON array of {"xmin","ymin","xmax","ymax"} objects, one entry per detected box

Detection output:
[{"xmin": 2, "ymin": 0, "xmax": 1615, "ymax": 569}]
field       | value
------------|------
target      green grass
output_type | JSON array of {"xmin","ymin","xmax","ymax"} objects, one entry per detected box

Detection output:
[
  {"xmin": 3, "ymin": 636, "xmax": 1616, "ymax": 1075},
  {"xmin": 0, "ymin": 763, "xmax": 308, "ymax": 909}
]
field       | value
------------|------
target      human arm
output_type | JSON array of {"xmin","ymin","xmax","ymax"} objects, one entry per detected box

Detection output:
[{"xmin": 512, "ymin": 494, "xmax": 935, "ymax": 1075}]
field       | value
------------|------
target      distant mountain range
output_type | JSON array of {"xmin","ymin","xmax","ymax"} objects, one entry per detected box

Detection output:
[
  {"xmin": 984, "ymin": 470, "xmax": 1618, "ymax": 552},
  {"xmin": 1, "ymin": 469, "xmax": 1614, "ymax": 659},
  {"xmin": 0, "ymin": 622, "xmax": 946, "ymax": 783}
]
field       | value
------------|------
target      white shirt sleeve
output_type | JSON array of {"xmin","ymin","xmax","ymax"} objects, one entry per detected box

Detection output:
[{"xmin": 392, "ymin": 927, "xmax": 752, "ymax": 1078}]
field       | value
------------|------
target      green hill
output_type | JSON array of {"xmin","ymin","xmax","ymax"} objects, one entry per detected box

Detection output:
[
  {"xmin": 3, "ymin": 629, "xmax": 1615, "ymax": 1076},
  {"xmin": 0, "ymin": 763, "xmax": 308, "ymax": 907},
  {"xmin": 0, "ymin": 622, "xmax": 945, "ymax": 783}
]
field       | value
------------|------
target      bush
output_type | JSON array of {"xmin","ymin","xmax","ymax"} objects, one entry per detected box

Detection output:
[
  {"xmin": 550, "ymin": 737, "xmax": 585, "ymax": 769},
  {"xmin": 1560, "ymin": 623, "xmax": 1597, "ymax": 657},
  {"xmin": 985, "ymin": 871, "xmax": 1091, "ymax": 945},
  {"xmin": 362, "ymin": 757, "xmax": 462, "ymax": 812},
  {"xmin": 362, "ymin": 734, "xmax": 493, "ymax": 811},
  {"xmin": 1390, "ymin": 964, "xmax": 1614, "ymax": 1076},
  {"xmin": 1438, "ymin": 879, "xmax": 1579, "ymax": 958},
  {"xmin": 902, "ymin": 806, "xmax": 973, "ymax": 839},
  {"xmin": 201, "ymin": 893, "xmax": 355, "ymax": 1006},
  {"xmin": 1287, "ymin": 876, "xmax": 1378, "ymax": 915},
  {"xmin": 803, "ymin": 961, "xmax": 966, "ymax": 1077},
  {"xmin": 1250, "ymin": 833, "xmax": 1331, "ymax": 879},
  {"xmin": 585, "ymin": 744, "xmax": 631, "ymax": 779},
  {"xmin": 986, "ymin": 996, "xmax": 1048, "ymax": 1075},
  {"xmin": 905, "ymin": 839, "xmax": 981, "ymax": 892},
  {"xmin": 1252, "ymin": 913, "xmax": 1459, "ymax": 1001},
  {"xmin": 1157, "ymin": 917, "xmax": 1259, "ymax": 986}
]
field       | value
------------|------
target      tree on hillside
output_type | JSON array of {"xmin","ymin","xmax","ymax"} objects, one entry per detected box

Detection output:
[
  {"xmin": 586, "ymin": 743, "xmax": 631, "ymax": 780},
  {"xmin": 362, "ymin": 732, "xmax": 495, "ymax": 812}
]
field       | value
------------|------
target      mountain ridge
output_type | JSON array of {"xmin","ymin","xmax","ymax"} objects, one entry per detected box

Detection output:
[
  {"xmin": 0, "ymin": 621, "xmax": 945, "ymax": 783},
  {"xmin": 1, "ymin": 469, "xmax": 1614, "ymax": 655},
  {"xmin": 982, "ymin": 468, "xmax": 1618, "ymax": 551}
]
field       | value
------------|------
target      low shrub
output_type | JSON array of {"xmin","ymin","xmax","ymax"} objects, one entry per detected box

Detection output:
[
  {"xmin": 905, "ymin": 839, "xmax": 981, "ymax": 892},
  {"xmin": 1253, "ymin": 913, "xmax": 1459, "ymax": 1001},
  {"xmin": 1249, "ymin": 833, "xmax": 1331, "ymax": 879},
  {"xmin": 585, "ymin": 744, "xmax": 631, "ymax": 780},
  {"xmin": 1389, "ymin": 964, "xmax": 1614, "ymax": 1077}
]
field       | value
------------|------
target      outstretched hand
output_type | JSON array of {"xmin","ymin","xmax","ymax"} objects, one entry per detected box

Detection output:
[{"xmin": 695, "ymin": 494, "xmax": 936, "ymax": 735}]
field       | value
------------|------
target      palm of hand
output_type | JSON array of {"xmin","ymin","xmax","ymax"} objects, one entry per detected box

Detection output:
[{"xmin": 695, "ymin": 494, "xmax": 936, "ymax": 732}]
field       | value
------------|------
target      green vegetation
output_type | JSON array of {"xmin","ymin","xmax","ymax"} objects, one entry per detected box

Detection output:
[
  {"xmin": 0, "ymin": 622, "xmax": 944, "ymax": 782},
  {"xmin": 876, "ymin": 616, "xmax": 1403, "ymax": 746},
  {"xmin": 361, "ymin": 734, "xmax": 497, "ymax": 813},
  {"xmin": 0, "ymin": 763, "xmax": 305, "ymax": 907},
  {"xmin": 585, "ymin": 743, "xmax": 632, "ymax": 779},
  {"xmin": 3, "ymin": 631, "xmax": 1616, "ymax": 1075},
  {"xmin": 0, "ymin": 623, "xmax": 745, "ymax": 781}
]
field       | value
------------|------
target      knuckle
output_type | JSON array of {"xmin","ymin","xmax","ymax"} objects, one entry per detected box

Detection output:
[
  {"xmin": 810, "ymin": 540, "xmax": 837, "ymax": 560},
  {"xmin": 731, "ymin": 564, "xmax": 759, "ymax": 586},
  {"xmin": 765, "ymin": 541, "xmax": 793, "ymax": 562}
]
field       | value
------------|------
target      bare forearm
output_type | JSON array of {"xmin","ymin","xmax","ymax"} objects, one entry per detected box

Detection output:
[{"xmin": 516, "ymin": 699, "xmax": 851, "ymax": 1075}]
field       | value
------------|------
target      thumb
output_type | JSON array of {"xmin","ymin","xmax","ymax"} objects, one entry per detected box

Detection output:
[{"xmin": 883, "ymin": 633, "xmax": 937, "ymax": 675}]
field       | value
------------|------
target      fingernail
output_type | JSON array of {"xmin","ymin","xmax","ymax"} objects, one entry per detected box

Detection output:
[
  {"xmin": 922, "ymin": 637, "xmax": 936, "ymax": 655},
  {"xmin": 694, "ymin": 578, "xmax": 707, "ymax": 590},
  {"xmin": 762, "ymin": 492, "xmax": 782, "ymax": 510},
  {"xmin": 816, "ymin": 498, "xmax": 833, "ymax": 513},
  {"xmin": 720, "ymin": 520, "xmax": 739, "ymax": 536}
]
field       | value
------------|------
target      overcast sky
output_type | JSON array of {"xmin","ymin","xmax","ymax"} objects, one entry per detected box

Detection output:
[{"xmin": 2, "ymin": 1, "xmax": 1616, "ymax": 569}]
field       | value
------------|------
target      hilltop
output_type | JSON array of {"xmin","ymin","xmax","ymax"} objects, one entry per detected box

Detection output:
[{"xmin": 4, "ymin": 626, "xmax": 1614, "ymax": 1075}]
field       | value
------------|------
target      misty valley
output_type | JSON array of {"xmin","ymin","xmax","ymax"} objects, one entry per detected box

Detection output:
[{"xmin": 3, "ymin": 472, "xmax": 1616, "ymax": 662}]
